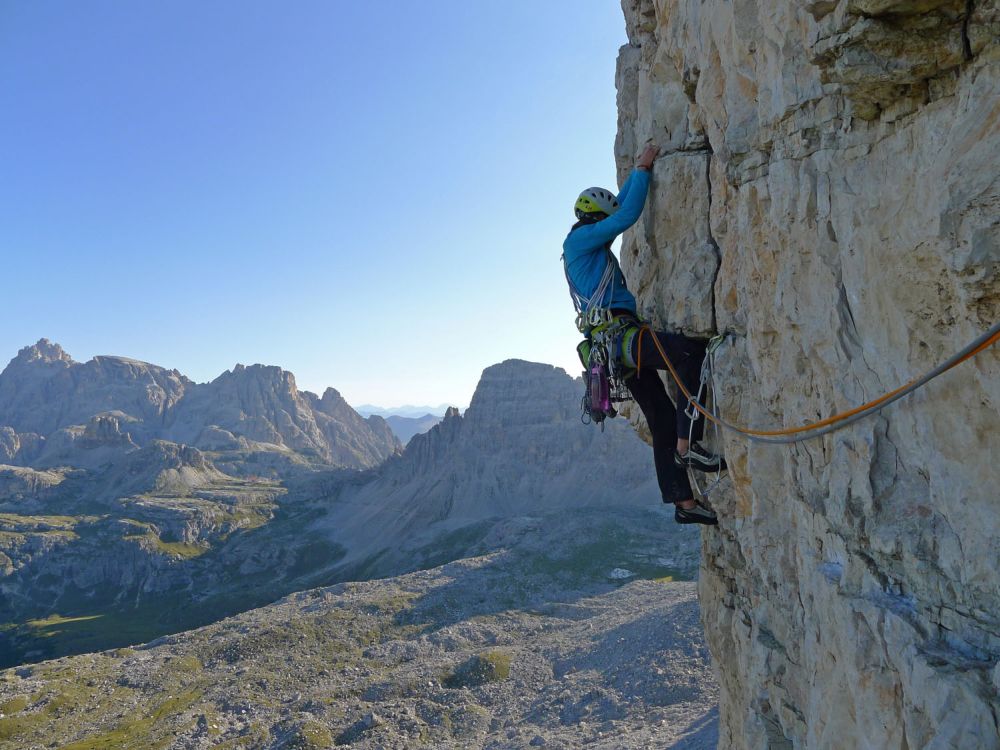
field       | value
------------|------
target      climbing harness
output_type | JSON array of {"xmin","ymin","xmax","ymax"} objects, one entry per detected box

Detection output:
[
  {"xmin": 637, "ymin": 321, "xmax": 1000, "ymax": 445},
  {"xmin": 564, "ymin": 245, "xmax": 637, "ymax": 428}
]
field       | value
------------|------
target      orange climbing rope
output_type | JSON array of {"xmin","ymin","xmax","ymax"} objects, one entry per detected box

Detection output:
[{"xmin": 636, "ymin": 323, "xmax": 1000, "ymax": 442}]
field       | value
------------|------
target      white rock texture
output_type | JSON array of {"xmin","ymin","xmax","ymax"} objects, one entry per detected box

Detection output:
[{"xmin": 615, "ymin": 0, "xmax": 999, "ymax": 746}]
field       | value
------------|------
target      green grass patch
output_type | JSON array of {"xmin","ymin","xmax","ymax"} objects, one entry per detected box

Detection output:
[
  {"xmin": 0, "ymin": 676, "xmax": 129, "ymax": 744},
  {"xmin": 0, "ymin": 701, "xmax": 46, "ymax": 742},
  {"xmin": 59, "ymin": 686, "xmax": 203, "ymax": 750},
  {"xmin": 122, "ymin": 528, "xmax": 207, "ymax": 558},
  {"xmin": 442, "ymin": 650, "xmax": 512, "ymax": 688},
  {"xmin": 0, "ymin": 695, "xmax": 29, "ymax": 715},
  {"xmin": 294, "ymin": 720, "xmax": 334, "ymax": 749},
  {"xmin": 1, "ymin": 606, "xmax": 185, "ymax": 668},
  {"xmin": 364, "ymin": 591, "xmax": 418, "ymax": 617},
  {"xmin": 415, "ymin": 520, "xmax": 494, "ymax": 571},
  {"xmin": 25, "ymin": 614, "xmax": 103, "ymax": 637},
  {"xmin": 0, "ymin": 513, "xmax": 85, "ymax": 526},
  {"xmin": 527, "ymin": 523, "xmax": 692, "ymax": 584},
  {"xmin": 151, "ymin": 538, "xmax": 205, "ymax": 558},
  {"xmin": 166, "ymin": 654, "xmax": 203, "ymax": 674}
]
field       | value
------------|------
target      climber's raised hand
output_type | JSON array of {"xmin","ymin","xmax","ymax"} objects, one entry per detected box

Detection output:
[{"xmin": 637, "ymin": 142, "xmax": 660, "ymax": 171}]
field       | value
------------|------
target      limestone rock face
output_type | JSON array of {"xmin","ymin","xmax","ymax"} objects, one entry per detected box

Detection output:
[
  {"xmin": 615, "ymin": 0, "xmax": 999, "ymax": 746},
  {"xmin": 0, "ymin": 427, "xmax": 43, "ymax": 465},
  {"xmin": 311, "ymin": 386, "xmax": 401, "ymax": 466}
]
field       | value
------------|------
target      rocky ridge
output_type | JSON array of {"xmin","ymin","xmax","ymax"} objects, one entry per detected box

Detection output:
[
  {"xmin": 615, "ymin": 0, "xmax": 999, "ymax": 747},
  {"xmin": 0, "ymin": 340, "xmax": 401, "ymax": 470}
]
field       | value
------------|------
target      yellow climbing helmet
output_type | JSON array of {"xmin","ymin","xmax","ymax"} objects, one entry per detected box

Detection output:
[{"xmin": 575, "ymin": 187, "xmax": 619, "ymax": 219}]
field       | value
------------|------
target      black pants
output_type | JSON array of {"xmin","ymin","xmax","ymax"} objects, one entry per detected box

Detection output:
[{"xmin": 624, "ymin": 329, "xmax": 707, "ymax": 505}]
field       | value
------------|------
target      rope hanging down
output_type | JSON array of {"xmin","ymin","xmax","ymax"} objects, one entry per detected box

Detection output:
[{"xmin": 637, "ymin": 321, "xmax": 1000, "ymax": 445}]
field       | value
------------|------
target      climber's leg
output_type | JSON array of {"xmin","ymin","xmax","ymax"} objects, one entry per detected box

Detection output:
[
  {"xmin": 630, "ymin": 329, "xmax": 726, "ymax": 473},
  {"xmin": 624, "ymin": 365, "xmax": 693, "ymax": 506}
]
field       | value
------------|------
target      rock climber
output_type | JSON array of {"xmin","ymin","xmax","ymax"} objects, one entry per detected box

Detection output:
[{"xmin": 563, "ymin": 142, "xmax": 725, "ymax": 525}]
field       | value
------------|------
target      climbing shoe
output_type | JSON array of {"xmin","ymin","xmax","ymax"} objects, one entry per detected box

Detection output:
[
  {"xmin": 675, "ymin": 504, "xmax": 718, "ymax": 526},
  {"xmin": 674, "ymin": 442, "xmax": 727, "ymax": 473}
]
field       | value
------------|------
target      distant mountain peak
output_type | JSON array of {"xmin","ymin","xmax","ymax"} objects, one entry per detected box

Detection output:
[
  {"xmin": 9, "ymin": 339, "xmax": 75, "ymax": 368},
  {"xmin": 0, "ymin": 344, "xmax": 400, "ymax": 470},
  {"xmin": 321, "ymin": 386, "xmax": 346, "ymax": 403},
  {"xmin": 215, "ymin": 363, "xmax": 298, "ymax": 392},
  {"xmin": 355, "ymin": 403, "xmax": 459, "ymax": 419}
]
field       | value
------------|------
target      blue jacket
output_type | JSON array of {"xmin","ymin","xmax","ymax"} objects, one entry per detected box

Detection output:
[{"xmin": 562, "ymin": 168, "xmax": 649, "ymax": 316}]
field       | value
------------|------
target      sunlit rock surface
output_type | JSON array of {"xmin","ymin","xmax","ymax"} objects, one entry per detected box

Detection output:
[{"xmin": 616, "ymin": 0, "xmax": 999, "ymax": 746}]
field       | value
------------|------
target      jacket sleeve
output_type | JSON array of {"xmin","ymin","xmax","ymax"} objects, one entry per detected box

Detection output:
[
  {"xmin": 616, "ymin": 169, "xmax": 637, "ymax": 204},
  {"xmin": 571, "ymin": 169, "xmax": 650, "ymax": 247}
]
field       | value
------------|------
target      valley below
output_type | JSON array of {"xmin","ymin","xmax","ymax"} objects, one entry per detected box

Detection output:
[{"xmin": 0, "ymin": 509, "xmax": 717, "ymax": 750}]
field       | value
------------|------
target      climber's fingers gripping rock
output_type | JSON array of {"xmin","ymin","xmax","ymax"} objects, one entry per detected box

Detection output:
[{"xmin": 637, "ymin": 142, "xmax": 660, "ymax": 171}]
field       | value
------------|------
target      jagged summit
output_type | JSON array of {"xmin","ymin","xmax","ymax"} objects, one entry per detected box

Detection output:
[
  {"xmin": 0, "ymin": 343, "xmax": 400, "ymax": 470},
  {"xmin": 222, "ymin": 362, "xmax": 291, "ymax": 380},
  {"xmin": 465, "ymin": 359, "xmax": 581, "ymax": 428},
  {"xmin": 319, "ymin": 385, "xmax": 344, "ymax": 401},
  {"xmin": 4, "ymin": 338, "xmax": 75, "ymax": 371}
]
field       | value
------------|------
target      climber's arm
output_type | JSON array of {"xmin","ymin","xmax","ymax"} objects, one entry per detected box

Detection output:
[
  {"xmin": 617, "ymin": 141, "xmax": 659, "ymax": 206},
  {"xmin": 569, "ymin": 168, "xmax": 650, "ymax": 246},
  {"xmin": 617, "ymin": 170, "xmax": 636, "ymax": 205}
]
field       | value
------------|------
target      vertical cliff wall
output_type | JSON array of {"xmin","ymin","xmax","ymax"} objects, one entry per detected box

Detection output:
[{"xmin": 615, "ymin": 0, "xmax": 999, "ymax": 746}]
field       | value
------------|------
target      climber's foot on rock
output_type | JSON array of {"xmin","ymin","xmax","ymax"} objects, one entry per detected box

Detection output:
[
  {"xmin": 674, "ymin": 502, "xmax": 718, "ymax": 525},
  {"xmin": 675, "ymin": 442, "xmax": 727, "ymax": 473}
]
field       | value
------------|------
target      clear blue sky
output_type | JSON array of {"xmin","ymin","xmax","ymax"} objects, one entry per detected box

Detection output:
[{"xmin": 0, "ymin": 1, "xmax": 626, "ymax": 408}]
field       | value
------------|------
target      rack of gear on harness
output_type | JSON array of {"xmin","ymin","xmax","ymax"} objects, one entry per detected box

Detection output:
[
  {"xmin": 578, "ymin": 311, "xmax": 636, "ymax": 428},
  {"xmin": 563, "ymin": 246, "xmax": 635, "ymax": 428}
]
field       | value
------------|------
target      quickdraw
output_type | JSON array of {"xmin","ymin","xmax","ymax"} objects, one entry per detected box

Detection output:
[{"xmin": 576, "ymin": 306, "xmax": 614, "ymax": 334}]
